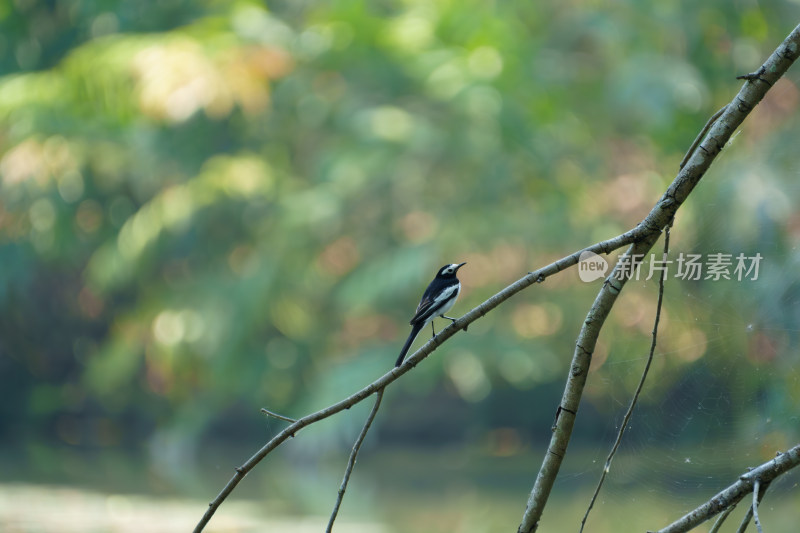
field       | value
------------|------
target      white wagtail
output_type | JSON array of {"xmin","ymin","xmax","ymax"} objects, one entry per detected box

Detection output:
[{"xmin": 395, "ymin": 262, "xmax": 467, "ymax": 367}]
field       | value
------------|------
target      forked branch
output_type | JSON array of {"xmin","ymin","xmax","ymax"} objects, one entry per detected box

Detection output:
[
  {"xmin": 193, "ymin": 207, "xmax": 646, "ymax": 533},
  {"xmin": 517, "ymin": 23, "xmax": 800, "ymax": 533},
  {"xmin": 326, "ymin": 388, "xmax": 385, "ymax": 532},
  {"xmin": 195, "ymin": 23, "xmax": 800, "ymax": 533},
  {"xmin": 579, "ymin": 225, "xmax": 672, "ymax": 533},
  {"xmin": 653, "ymin": 444, "xmax": 799, "ymax": 533}
]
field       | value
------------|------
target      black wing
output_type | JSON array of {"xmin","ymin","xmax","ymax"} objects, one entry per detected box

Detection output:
[{"xmin": 409, "ymin": 281, "xmax": 459, "ymax": 325}]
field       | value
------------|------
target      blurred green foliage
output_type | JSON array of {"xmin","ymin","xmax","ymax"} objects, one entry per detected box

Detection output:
[{"xmin": 1, "ymin": 0, "xmax": 799, "ymax": 505}]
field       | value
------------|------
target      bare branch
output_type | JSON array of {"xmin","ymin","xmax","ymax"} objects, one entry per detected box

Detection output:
[
  {"xmin": 194, "ymin": 210, "xmax": 647, "ymax": 532},
  {"xmin": 736, "ymin": 477, "xmax": 770, "ymax": 533},
  {"xmin": 260, "ymin": 408, "xmax": 297, "ymax": 424},
  {"xmin": 326, "ymin": 388, "xmax": 385, "ymax": 532},
  {"xmin": 708, "ymin": 504, "xmax": 737, "ymax": 533},
  {"xmin": 736, "ymin": 65, "xmax": 768, "ymax": 82},
  {"xmin": 653, "ymin": 445, "xmax": 800, "ymax": 533},
  {"xmin": 752, "ymin": 479, "xmax": 764, "ymax": 533},
  {"xmin": 679, "ymin": 105, "xmax": 727, "ymax": 169},
  {"xmin": 579, "ymin": 225, "xmax": 671, "ymax": 533},
  {"xmin": 195, "ymin": 23, "xmax": 800, "ymax": 533},
  {"xmin": 736, "ymin": 503, "xmax": 755, "ymax": 533},
  {"xmin": 517, "ymin": 23, "xmax": 800, "ymax": 533}
]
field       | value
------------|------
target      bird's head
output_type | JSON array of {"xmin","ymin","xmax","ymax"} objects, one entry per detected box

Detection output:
[{"xmin": 437, "ymin": 262, "xmax": 467, "ymax": 278}]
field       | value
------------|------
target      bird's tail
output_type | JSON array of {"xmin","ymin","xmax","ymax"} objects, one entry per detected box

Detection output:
[{"xmin": 395, "ymin": 322, "xmax": 424, "ymax": 367}]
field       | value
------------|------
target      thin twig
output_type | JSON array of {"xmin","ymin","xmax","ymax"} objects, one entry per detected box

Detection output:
[
  {"xmin": 260, "ymin": 408, "xmax": 297, "ymax": 424},
  {"xmin": 654, "ymin": 447, "xmax": 798, "ymax": 533},
  {"xmin": 708, "ymin": 504, "xmax": 737, "ymax": 533},
  {"xmin": 752, "ymin": 478, "xmax": 764, "ymax": 533},
  {"xmin": 326, "ymin": 388, "xmax": 385, "ymax": 532},
  {"xmin": 734, "ymin": 476, "xmax": 769, "ymax": 533},
  {"xmin": 733, "ymin": 476, "xmax": 771, "ymax": 533},
  {"xmin": 679, "ymin": 105, "xmax": 728, "ymax": 169},
  {"xmin": 735, "ymin": 503, "xmax": 754, "ymax": 533},
  {"xmin": 736, "ymin": 65, "xmax": 767, "ymax": 81},
  {"xmin": 518, "ymin": 24, "xmax": 800, "ymax": 533},
  {"xmin": 579, "ymin": 225, "xmax": 671, "ymax": 533}
]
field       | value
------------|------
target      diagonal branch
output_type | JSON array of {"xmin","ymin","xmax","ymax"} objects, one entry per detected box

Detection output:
[
  {"xmin": 679, "ymin": 105, "xmax": 727, "ymax": 169},
  {"xmin": 193, "ymin": 218, "xmax": 644, "ymax": 533},
  {"xmin": 579, "ymin": 224, "xmax": 671, "ymax": 533},
  {"xmin": 326, "ymin": 388, "xmax": 385, "ymax": 532},
  {"xmin": 194, "ymin": 23, "xmax": 800, "ymax": 533},
  {"xmin": 517, "ymin": 23, "xmax": 800, "ymax": 533},
  {"xmin": 653, "ymin": 445, "xmax": 799, "ymax": 533},
  {"xmin": 260, "ymin": 408, "xmax": 297, "ymax": 423},
  {"xmin": 751, "ymin": 478, "xmax": 764, "ymax": 533},
  {"xmin": 733, "ymin": 477, "xmax": 771, "ymax": 533},
  {"xmin": 708, "ymin": 504, "xmax": 738, "ymax": 533}
]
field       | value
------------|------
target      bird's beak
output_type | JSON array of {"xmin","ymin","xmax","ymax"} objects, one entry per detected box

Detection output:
[{"xmin": 455, "ymin": 262, "xmax": 467, "ymax": 271}]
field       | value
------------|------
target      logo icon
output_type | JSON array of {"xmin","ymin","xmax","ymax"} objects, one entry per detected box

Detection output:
[{"xmin": 578, "ymin": 251, "xmax": 608, "ymax": 282}]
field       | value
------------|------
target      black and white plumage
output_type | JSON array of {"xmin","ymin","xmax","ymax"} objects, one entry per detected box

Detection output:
[{"xmin": 395, "ymin": 262, "xmax": 466, "ymax": 367}]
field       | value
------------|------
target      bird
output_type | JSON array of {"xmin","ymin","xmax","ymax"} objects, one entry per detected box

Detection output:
[{"xmin": 395, "ymin": 262, "xmax": 466, "ymax": 367}]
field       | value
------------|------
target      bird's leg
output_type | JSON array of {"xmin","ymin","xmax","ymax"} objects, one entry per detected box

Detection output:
[
  {"xmin": 430, "ymin": 321, "xmax": 437, "ymax": 338},
  {"xmin": 442, "ymin": 315, "xmax": 463, "ymax": 331}
]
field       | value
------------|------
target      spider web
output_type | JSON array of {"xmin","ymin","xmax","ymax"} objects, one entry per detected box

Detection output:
[{"xmin": 561, "ymin": 135, "xmax": 800, "ymax": 524}]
